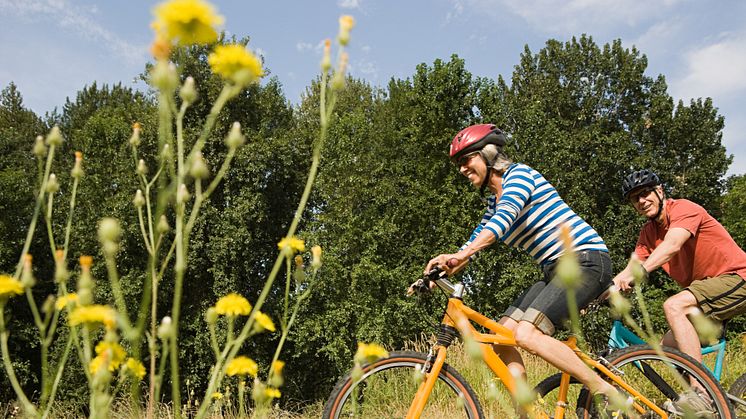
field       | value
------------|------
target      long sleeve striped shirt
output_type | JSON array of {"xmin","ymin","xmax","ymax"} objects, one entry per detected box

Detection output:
[{"xmin": 462, "ymin": 163, "xmax": 607, "ymax": 265}]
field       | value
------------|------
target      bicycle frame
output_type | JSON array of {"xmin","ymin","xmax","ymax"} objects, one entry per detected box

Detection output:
[
  {"xmin": 407, "ymin": 278, "xmax": 670, "ymax": 419},
  {"xmin": 608, "ymin": 319, "xmax": 727, "ymax": 380}
]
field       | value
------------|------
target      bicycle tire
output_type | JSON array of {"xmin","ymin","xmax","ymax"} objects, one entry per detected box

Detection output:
[
  {"xmin": 576, "ymin": 344, "xmax": 734, "ymax": 418},
  {"xmin": 322, "ymin": 350, "xmax": 484, "ymax": 419},
  {"xmin": 727, "ymin": 373, "xmax": 746, "ymax": 418},
  {"xmin": 534, "ymin": 372, "xmax": 584, "ymax": 418}
]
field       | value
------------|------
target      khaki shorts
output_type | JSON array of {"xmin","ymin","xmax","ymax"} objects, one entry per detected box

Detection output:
[{"xmin": 687, "ymin": 274, "xmax": 746, "ymax": 322}]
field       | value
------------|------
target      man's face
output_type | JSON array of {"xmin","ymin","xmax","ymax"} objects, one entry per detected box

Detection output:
[
  {"xmin": 629, "ymin": 185, "xmax": 662, "ymax": 218},
  {"xmin": 457, "ymin": 152, "xmax": 486, "ymax": 187}
]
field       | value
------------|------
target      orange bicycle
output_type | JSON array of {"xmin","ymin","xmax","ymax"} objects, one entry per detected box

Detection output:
[{"xmin": 323, "ymin": 269, "xmax": 734, "ymax": 418}]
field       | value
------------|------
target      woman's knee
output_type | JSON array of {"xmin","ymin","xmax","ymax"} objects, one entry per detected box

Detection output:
[{"xmin": 513, "ymin": 321, "xmax": 542, "ymax": 350}]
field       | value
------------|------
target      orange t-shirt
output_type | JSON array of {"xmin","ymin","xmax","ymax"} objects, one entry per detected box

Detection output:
[{"xmin": 635, "ymin": 199, "xmax": 746, "ymax": 287}]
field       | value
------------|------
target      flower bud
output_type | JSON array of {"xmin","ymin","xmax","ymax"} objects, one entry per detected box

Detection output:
[
  {"xmin": 629, "ymin": 255, "xmax": 649, "ymax": 284},
  {"xmin": 311, "ymin": 245, "xmax": 322, "ymax": 271},
  {"xmin": 609, "ymin": 289, "xmax": 631, "ymax": 318},
  {"xmin": 133, "ymin": 189, "xmax": 146, "ymax": 208},
  {"xmin": 151, "ymin": 61, "xmax": 179, "ymax": 92},
  {"xmin": 157, "ymin": 215, "xmax": 170, "ymax": 235},
  {"xmin": 225, "ymin": 122, "xmax": 246, "ymax": 149},
  {"xmin": 331, "ymin": 52, "xmax": 348, "ymax": 92},
  {"xmin": 158, "ymin": 316, "xmax": 173, "ymax": 340},
  {"xmin": 179, "ymin": 76, "xmax": 198, "ymax": 104},
  {"xmin": 98, "ymin": 218, "xmax": 121, "ymax": 244},
  {"xmin": 351, "ymin": 364, "xmax": 363, "ymax": 382},
  {"xmin": 161, "ymin": 144, "xmax": 172, "ymax": 161},
  {"xmin": 337, "ymin": 15, "xmax": 355, "ymax": 46},
  {"xmin": 129, "ymin": 122, "xmax": 142, "ymax": 147},
  {"xmin": 54, "ymin": 249, "xmax": 69, "ymax": 284},
  {"xmin": 45, "ymin": 125, "xmax": 64, "ymax": 147},
  {"xmin": 45, "ymin": 173, "xmax": 60, "ymax": 193},
  {"xmin": 78, "ymin": 256, "xmax": 94, "ymax": 305},
  {"xmin": 688, "ymin": 310, "xmax": 721, "ymax": 346},
  {"xmin": 556, "ymin": 254, "xmax": 581, "ymax": 289},
  {"xmin": 137, "ymin": 159, "xmax": 148, "ymax": 176},
  {"xmin": 42, "ymin": 295, "xmax": 55, "ymax": 314},
  {"xmin": 320, "ymin": 39, "xmax": 332, "ymax": 72},
  {"xmin": 293, "ymin": 257, "xmax": 306, "ymax": 285},
  {"xmin": 71, "ymin": 151, "xmax": 84, "ymax": 179},
  {"xmin": 176, "ymin": 184, "xmax": 190, "ymax": 204},
  {"xmin": 514, "ymin": 375, "xmax": 537, "ymax": 408},
  {"xmin": 205, "ymin": 307, "xmax": 218, "ymax": 324},
  {"xmin": 190, "ymin": 152, "xmax": 209, "ymax": 179},
  {"xmin": 21, "ymin": 254, "xmax": 35, "ymax": 288},
  {"xmin": 33, "ymin": 135, "xmax": 47, "ymax": 157}
]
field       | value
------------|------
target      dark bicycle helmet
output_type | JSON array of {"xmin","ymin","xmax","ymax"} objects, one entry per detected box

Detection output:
[
  {"xmin": 449, "ymin": 124, "xmax": 506, "ymax": 162},
  {"xmin": 622, "ymin": 169, "xmax": 660, "ymax": 200}
]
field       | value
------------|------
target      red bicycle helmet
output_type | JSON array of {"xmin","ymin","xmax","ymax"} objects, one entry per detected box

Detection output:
[{"xmin": 449, "ymin": 124, "xmax": 506, "ymax": 162}]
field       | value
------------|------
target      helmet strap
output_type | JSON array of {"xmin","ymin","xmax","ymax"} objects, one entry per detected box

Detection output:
[
  {"xmin": 652, "ymin": 189, "xmax": 665, "ymax": 222},
  {"xmin": 479, "ymin": 151, "xmax": 493, "ymax": 196}
]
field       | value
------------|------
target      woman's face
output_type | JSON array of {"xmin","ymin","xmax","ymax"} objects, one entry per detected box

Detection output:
[{"xmin": 458, "ymin": 152, "xmax": 486, "ymax": 187}]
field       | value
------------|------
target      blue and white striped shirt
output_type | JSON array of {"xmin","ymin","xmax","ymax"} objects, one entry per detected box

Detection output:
[{"xmin": 462, "ymin": 163, "xmax": 607, "ymax": 265}]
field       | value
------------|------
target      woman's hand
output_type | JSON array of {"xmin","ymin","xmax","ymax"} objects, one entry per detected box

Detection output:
[{"xmin": 424, "ymin": 252, "xmax": 470, "ymax": 276}]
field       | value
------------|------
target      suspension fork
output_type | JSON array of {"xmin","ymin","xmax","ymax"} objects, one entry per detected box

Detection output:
[{"xmin": 406, "ymin": 323, "xmax": 459, "ymax": 419}]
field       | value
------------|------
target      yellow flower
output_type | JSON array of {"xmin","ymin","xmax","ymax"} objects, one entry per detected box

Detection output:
[
  {"xmin": 0, "ymin": 275, "xmax": 24, "ymax": 299},
  {"xmin": 225, "ymin": 356, "xmax": 258, "ymax": 377},
  {"xmin": 254, "ymin": 311, "xmax": 276, "ymax": 333},
  {"xmin": 265, "ymin": 388, "xmax": 281, "ymax": 399},
  {"xmin": 95, "ymin": 341, "xmax": 127, "ymax": 371},
  {"xmin": 69, "ymin": 305, "xmax": 117, "ymax": 329},
  {"xmin": 152, "ymin": 0, "xmax": 223, "ymax": 46},
  {"xmin": 89, "ymin": 355, "xmax": 107, "ymax": 375},
  {"xmin": 214, "ymin": 293, "xmax": 252, "ymax": 316},
  {"xmin": 208, "ymin": 44, "xmax": 263, "ymax": 85},
  {"xmin": 124, "ymin": 358, "xmax": 146, "ymax": 380},
  {"xmin": 354, "ymin": 342, "xmax": 389, "ymax": 364},
  {"xmin": 277, "ymin": 236, "xmax": 305, "ymax": 254},
  {"xmin": 55, "ymin": 293, "xmax": 78, "ymax": 310},
  {"xmin": 211, "ymin": 392, "xmax": 223, "ymax": 400}
]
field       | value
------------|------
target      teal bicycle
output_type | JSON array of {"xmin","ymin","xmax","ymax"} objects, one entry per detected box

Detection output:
[{"xmin": 536, "ymin": 313, "xmax": 746, "ymax": 417}]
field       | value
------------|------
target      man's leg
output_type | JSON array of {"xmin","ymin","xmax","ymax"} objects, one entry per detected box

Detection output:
[
  {"xmin": 494, "ymin": 317, "xmax": 526, "ymax": 379},
  {"xmin": 662, "ymin": 290, "xmax": 702, "ymax": 363},
  {"xmin": 513, "ymin": 321, "xmax": 616, "ymax": 396}
]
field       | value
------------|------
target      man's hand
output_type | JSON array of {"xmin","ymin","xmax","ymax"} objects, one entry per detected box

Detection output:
[{"xmin": 612, "ymin": 267, "xmax": 635, "ymax": 291}]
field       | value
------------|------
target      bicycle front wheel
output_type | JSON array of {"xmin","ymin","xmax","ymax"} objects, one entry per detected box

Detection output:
[
  {"xmin": 322, "ymin": 350, "xmax": 483, "ymax": 419},
  {"xmin": 577, "ymin": 345, "xmax": 734, "ymax": 418}
]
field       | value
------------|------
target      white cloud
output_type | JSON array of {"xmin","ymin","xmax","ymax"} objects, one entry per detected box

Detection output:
[
  {"xmin": 337, "ymin": 0, "xmax": 361, "ymax": 10},
  {"xmin": 670, "ymin": 33, "xmax": 746, "ymax": 100},
  {"xmin": 632, "ymin": 19, "xmax": 683, "ymax": 57},
  {"xmin": 296, "ymin": 42, "xmax": 314, "ymax": 52},
  {"xmin": 445, "ymin": 0, "xmax": 465, "ymax": 24},
  {"xmin": 0, "ymin": 0, "xmax": 145, "ymax": 64},
  {"xmin": 470, "ymin": 0, "xmax": 681, "ymax": 35}
]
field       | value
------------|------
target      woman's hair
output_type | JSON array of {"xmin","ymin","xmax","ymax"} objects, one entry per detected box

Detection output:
[{"xmin": 480, "ymin": 144, "xmax": 512, "ymax": 175}]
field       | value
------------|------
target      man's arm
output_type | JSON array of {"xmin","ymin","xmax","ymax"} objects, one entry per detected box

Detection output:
[
  {"xmin": 612, "ymin": 227, "xmax": 691, "ymax": 290},
  {"xmin": 641, "ymin": 227, "xmax": 691, "ymax": 272}
]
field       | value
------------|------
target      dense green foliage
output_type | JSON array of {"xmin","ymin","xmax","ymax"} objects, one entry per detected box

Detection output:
[{"xmin": 0, "ymin": 35, "xmax": 741, "ymax": 408}]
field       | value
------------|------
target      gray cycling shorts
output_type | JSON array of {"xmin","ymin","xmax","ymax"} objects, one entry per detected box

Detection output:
[{"xmin": 503, "ymin": 250, "xmax": 612, "ymax": 336}]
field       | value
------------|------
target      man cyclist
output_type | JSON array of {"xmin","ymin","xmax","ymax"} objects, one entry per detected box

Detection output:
[
  {"xmin": 613, "ymin": 169, "xmax": 746, "ymax": 369},
  {"xmin": 424, "ymin": 124, "xmax": 619, "ymax": 400}
]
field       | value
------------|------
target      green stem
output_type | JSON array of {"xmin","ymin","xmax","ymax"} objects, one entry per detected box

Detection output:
[
  {"xmin": 40, "ymin": 331, "xmax": 74, "ymax": 419},
  {"xmin": 61, "ymin": 176, "xmax": 80, "ymax": 261},
  {"xmin": 0, "ymin": 307, "xmax": 38, "ymax": 417},
  {"xmin": 15, "ymin": 144, "xmax": 56, "ymax": 278},
  {"xmin": 44, "ymin": 190, "xmax": 57, "ymax": 254}
]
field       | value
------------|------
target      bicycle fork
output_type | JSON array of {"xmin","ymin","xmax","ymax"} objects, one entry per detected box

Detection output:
[{"xmin": 406, "ymin": 324, "xmax": 459, "ymax": 419}]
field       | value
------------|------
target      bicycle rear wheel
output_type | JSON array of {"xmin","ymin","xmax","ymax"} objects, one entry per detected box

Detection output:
[
  {"xmin": 577, "ymin": 345, "xmax": 734, "ymax": 418},
  {"xmin": 322, "ymin": 350, "xmax": 483, "ymax": 419},
  {"xmin": 535, "ymin": 373, "xmax": 583, "ymax": 418},
  {"xmin": 727, "ymin": 373, "xmax": 746, "ymax": 418}
]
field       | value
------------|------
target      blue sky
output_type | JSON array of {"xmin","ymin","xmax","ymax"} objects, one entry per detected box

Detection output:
[{"xmin": 1, "ymin": 0, "xmax": 745, "ymax": 175}]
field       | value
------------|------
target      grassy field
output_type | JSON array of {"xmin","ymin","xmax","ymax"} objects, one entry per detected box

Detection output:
[{"xmin": 5, "ymin": 337, "xmax": 744, "ymax": 418}]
